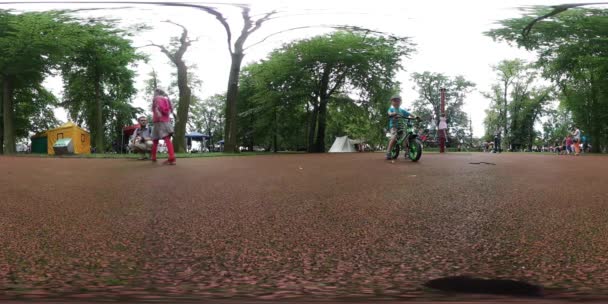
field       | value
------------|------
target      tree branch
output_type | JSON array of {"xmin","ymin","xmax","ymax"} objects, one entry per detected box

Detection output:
[
  {"xmin": 0, "ymin": 1, "xmax": 237, "ymax": 54},
  {"xmin": 142, "ymin": 42, "xmax": 176, "ymax": 63},
  {"xmin": 247, "ymin": 10, "xmax": 277, "ymax": 35},
  {"xmin": 522, "ymin": 2, "xmax": 608, "ymax": 37},
  {"xmin": 244, "ymin": 25, "xmax": 321, "ymax": 51}
]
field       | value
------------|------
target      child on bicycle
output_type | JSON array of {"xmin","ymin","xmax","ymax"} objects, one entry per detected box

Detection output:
[{"xmin": 386, "ymin": 95, "xmax": 419, "ymax": 160}]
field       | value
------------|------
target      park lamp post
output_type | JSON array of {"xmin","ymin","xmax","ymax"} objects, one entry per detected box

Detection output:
[{"xmin": 440, "ymin": 87, "xmax": 446, "ymax": 153}]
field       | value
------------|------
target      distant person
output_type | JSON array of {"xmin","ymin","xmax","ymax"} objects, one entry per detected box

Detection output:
[
  {"xmin": 386, "ymin": 95, "xmax": 418, "ymax": 160},
  {"xmin": 582, "ymin": 135, "xmax": 588, "ymax": 153},
  {"xmin": 571, "ymin": 126, "xmax": 581, "ymax": 156},
  {"xmin": 150, "ymin": 89, "xmax": 176, "ymax": 165},
  {"xmin": 438, "ymin": 114, "xmax": 448, "ymax": 143},
  {"xmin": 129, "ymin": 116, "xmax": 153, "ymax": 160},
  {"xmin": 565, "ymin": 135, "xmax": 573, "ymax": 155},
  {"xmin": 493, "ymin": 127, "xmax": 502, "ymax": 153}
]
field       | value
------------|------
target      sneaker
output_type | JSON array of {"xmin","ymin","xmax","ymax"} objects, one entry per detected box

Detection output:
[
  {"xmin": 386, "ymin": 153, "xmax": 392, "ymax": 160},
  {"xmin": 163, "ymin": 160, "xmax": 176, "ymax": 165}
]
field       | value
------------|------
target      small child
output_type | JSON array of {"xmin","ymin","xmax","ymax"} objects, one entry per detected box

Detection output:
[{"xmin": 386, "ymin": 95, "xmax": 418, "ymax": 160}]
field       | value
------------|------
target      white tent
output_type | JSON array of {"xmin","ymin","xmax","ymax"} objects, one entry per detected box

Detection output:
[{"xmin": 329, "ymin": 136, "xmax": 362, "ymax": 153}]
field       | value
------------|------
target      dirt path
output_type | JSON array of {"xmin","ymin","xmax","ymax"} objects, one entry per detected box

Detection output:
[{"xmin": 1, "ymin": 153, "xmax": 607, "ymax": 302}]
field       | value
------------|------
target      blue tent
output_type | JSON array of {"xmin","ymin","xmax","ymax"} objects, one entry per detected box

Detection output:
[
  {"xmin": 185, "ymin": 132, "xmax": 209, "ymax": 140},
  {"xmin": 217, "ymin": 140, "xmax": 224, "ymax": 144},
  {"xmin": 185, "ymin": 132, "xmax": 210, "ymax": 152}
]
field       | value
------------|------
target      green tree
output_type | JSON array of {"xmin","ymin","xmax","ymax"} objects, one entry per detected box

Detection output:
[
  {"xmin": 147, "ymin": 21, "xmax": 197, "ymax": 153},
  {"xmin": 247, "ymin": 31, "xmax": 412, "ymax": 153},
  {"xmin": 61, "ymin": 18, "xmax": 143, "ymax": 153},
  {"xmin": 0, "ymin": 10, "xmax": 81, "ymax": 154},
  {"xmin": 482, "ymin": 59, "xmax": 553, "ymax": 151},
  {"xmin": 189, "ymin": 94, "xmax": 225, "ymax": 151},
  {"xmin": 488, "ymin": 7, "xmax": 608, "ymax": 152},
  {"xmin": 410, "ymin": 72, "xmax": 475, "ymax": 138}
]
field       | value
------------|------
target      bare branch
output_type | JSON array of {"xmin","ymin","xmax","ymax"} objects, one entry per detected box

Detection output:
[
  {"xmin": 247, "ymin": 10, "xmax": 277, "ymax": 35},
  {"xmin": 142, "ymin": 41, "xmax": 175, "ymax": 62},
  {"xmin": 65, "ymin": 6, "xmax": 134, "ymax": 12},
  {"xmin": 0, "ymin": 1, "xmax": 236, "ymax": 53},
  {"xmin": 522, "ymin": 2, "xmax": 608, "ymax": 37},
  {"xmin": 244, "ymin": 25, "xmax": 319, "ymax": 51},
  {"xmin": 162, "ymin": 20, "xmax": 187, "ymax": 33}
]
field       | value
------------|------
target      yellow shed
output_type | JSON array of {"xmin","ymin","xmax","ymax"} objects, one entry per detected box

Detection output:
[{"xmin": 46, "ymin": 122, "xmax": 91, "ymax": 155}]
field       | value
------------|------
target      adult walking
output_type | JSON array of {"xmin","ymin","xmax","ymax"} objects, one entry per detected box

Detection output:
[
  {"xmin": 150, "ymin": 89, "xmax": 176, "ymax": 165},
  {"xmin": 571, "ymin": 125, "xmax": 581, "ymax": 156}
]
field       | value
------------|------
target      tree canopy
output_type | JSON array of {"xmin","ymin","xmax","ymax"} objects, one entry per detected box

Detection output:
[{"xmin": 487, "ymin": 7, "xmax": 608, "ymax": 152}]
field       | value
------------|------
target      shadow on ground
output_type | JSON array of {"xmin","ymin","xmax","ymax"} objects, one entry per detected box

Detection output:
[{"xmin": 425, "ymin": 276, "xmax": 543, "ymax": 297}]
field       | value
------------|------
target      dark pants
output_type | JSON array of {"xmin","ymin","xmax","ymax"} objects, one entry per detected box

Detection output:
[{"xmin": 494, "ymin": 137, "xmax": 501, "ymax": 153}]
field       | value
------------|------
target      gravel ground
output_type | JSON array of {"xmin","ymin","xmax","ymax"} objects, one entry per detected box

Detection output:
[{"xmin": 1, "ymin": 153, "xmax": 607, "ymax": 302}]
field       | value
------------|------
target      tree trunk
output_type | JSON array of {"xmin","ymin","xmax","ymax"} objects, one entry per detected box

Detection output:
[
  {"xmin": 307, "ymin": 101, "xmax": 319, "ymax": 153},
  {"xmin": 0, "ymin": 81, "xmax": 4, "ymax": 155},
  {"xmin": 224, "ymin": 52, "xmax": 244, "ymax": 153},
  {"xmin": 503, "ymin": 81, "xmax": 509, "ymax": 150},
  {"xmin": 273, "ymin": 107, "xmax": 278, "ymax": 153},
  {"xmin": 173, "ymin": 61, "xmax": 192, "ymax": 153},
  {"xmin": 3, "ymin": 76, "xmax": 15, "ymax": 154},
  {"xmin": 248, "ymin": 116, "xmax": 254, "ymax": 152},
  {"xmin": 94, "ymin": 75, "xmax": 104, "ymax": 153},
  {"xmin": 314, "ymin": 98, "xmax": 329, "ymax": 153}
]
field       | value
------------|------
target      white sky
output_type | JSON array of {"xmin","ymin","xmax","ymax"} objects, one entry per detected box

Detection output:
[{"xmin": 6, "ymin": 0, "xmax": 607, "ymax": 137}]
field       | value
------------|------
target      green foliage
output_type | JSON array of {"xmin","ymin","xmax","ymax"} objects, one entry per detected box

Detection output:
[
  {"xmin": 488, "ymin": 7, "xmax": 608, "ymax": 152},
  {"xmin": 0, "ymin": 10, "xmax": 83, "ymax": 153},
  {"xmin": 410, "ymin": 72, "xmax": 475, "ymax": 137},
  {"xmin": 482, "ymin": 59, "xmax": 553, "ymax": 150},
  {"xmin": 236, "ymin": 31, "xmax": 413, "ymax": 152},
  {"xmin": 61, "ymin": 18, "xmax": 144, "ymax": 152},
  {"xmin": 189, "ymin": 93, "xmax": 225, "ymax": 148}
]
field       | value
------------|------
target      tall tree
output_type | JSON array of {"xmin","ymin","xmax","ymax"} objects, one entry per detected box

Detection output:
[
  {"xmin": 483, "ymin": 59, "xmax": 554, "ymax": 151},
  {"xmin": 190, "ymin": 94, "xmax": 225, "ymax": 151},
  {"xmin": 210, "ymin": 6, "xmax": 276, "ymax": 153},
  {"xmin": 253, "ymin": 31, "xmax": 412, "ymax": 152},
  {"xmin": 62, "ymin": 18, "xmax": 142, "ymax": 153},
  {"xmin": 488, "ymin": 7, "xmax": 608, "ymax": 152},
  {"xmin": 0, "ymin": 10, "xmax": 80, "ymax": 154},
  {"xmin": 410, "ymin": 72, "xmax": 475, "ymax": 138},
  {"xmin": 147, "ymin": 21, "xmax": 197, "ymax": 153}
]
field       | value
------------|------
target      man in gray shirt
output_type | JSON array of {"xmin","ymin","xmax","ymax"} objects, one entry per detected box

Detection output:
[{"xmin": 129, "ymin": 116, "xmax": 153, "ymax": 160}]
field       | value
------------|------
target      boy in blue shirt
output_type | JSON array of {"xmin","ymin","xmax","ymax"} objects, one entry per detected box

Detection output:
[{"xmin": 386, "ymin": 95, "xmax": 419, "ymax": 160}]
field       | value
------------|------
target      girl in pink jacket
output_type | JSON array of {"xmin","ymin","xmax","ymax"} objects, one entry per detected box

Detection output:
[{"xmin": 151, "ymin": 89, "xmax": 176, "ymax": 165}]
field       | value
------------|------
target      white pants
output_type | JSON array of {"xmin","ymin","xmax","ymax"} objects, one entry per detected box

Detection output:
[{"xmin": 130, "ymin": 140, "xmax": 153, "ymax": 153}]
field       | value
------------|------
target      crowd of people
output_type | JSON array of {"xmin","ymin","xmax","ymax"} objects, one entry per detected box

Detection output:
[
  {"xmin": 481, "ymin": 125, "xmax": 591, "ymax": 155},
  {"xmin": 551, "ymin": 126, "xmax": 591, "ymax": 155}
]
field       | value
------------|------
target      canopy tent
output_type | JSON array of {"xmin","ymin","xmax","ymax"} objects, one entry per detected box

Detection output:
[
  {"xmin": 185, "ymin": 132, "xmax": 210, "ymax": 140},
  {"xmin": 185, "ymin": 132, "xmax": 210, "ymax": 152},
  {"xmin": 46, "ymin": 122, "xmax": 91, "ymax": 155},
  {"xmin": 329, "ymin": 136, "xmax": 363, "ymax": 153}
]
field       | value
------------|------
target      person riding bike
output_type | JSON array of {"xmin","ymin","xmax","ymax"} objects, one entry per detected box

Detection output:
[{"xmin": 386, "ymin": 95, "xmax": 420, "ymax": 160}]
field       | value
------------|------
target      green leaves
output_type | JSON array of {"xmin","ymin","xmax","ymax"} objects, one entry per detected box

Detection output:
[
  {"xmin": 410, "ymin": 72, "xmax": 475, "ymax": 135},
  {"xmin": 61, "ymin": 17, "xmax": 143, "ymax": 151},
  {"xmin": 488, "ymin": 7, "xmax": 608, "ymax": 152}
]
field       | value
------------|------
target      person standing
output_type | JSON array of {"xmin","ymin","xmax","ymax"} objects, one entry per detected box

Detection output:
[
  {"xmin": 150, "ymin": 89, "xmax": 176, "ymax": 165},
  {"xmin": 493, "ymin": 127, "xmax": 502, "ymax": 153},
  {"xmin": 129, "ymin": 116, "xmax": 153, "ymax": 160},
  {"xmin": 571, "ymin": 126, "xmax": 581, "ymax": 156},
  {"xmin": 438, "ymin": 114, "xmax": 448, "ymax": 147}
]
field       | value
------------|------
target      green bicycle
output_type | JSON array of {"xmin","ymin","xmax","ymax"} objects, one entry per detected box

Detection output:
[{"xmin": 389, "ymin": 115, "xmax": 423, "ymax": 162}]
